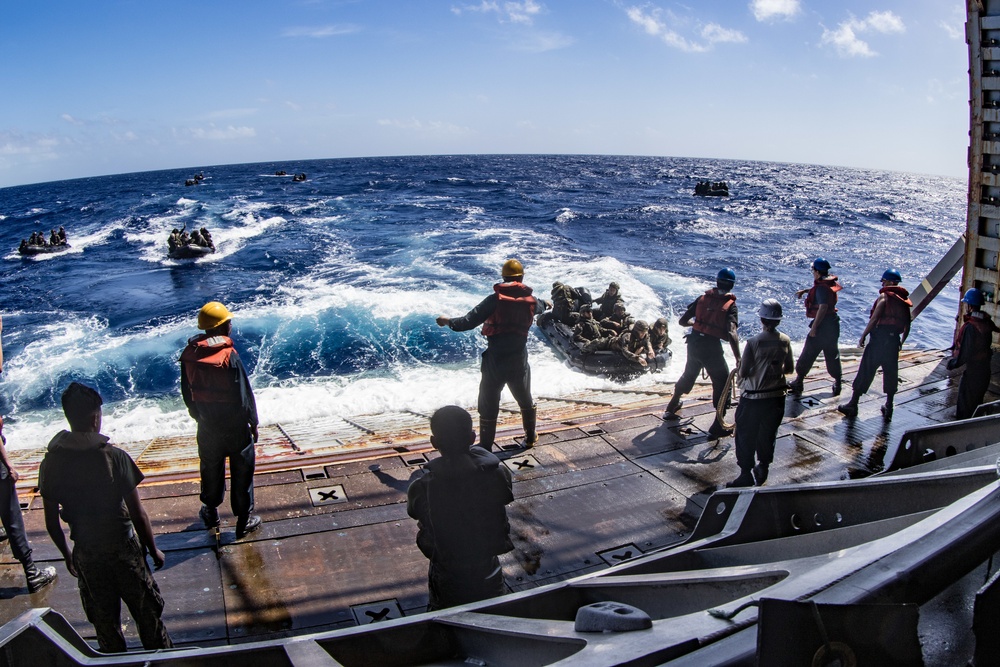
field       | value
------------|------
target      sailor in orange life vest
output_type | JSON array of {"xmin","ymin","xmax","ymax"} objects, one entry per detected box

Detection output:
[
  {"xmin": 947, "ymin": 288, "xmax": 999, "ymax": 419},
  {"xmin": 436, "ymin": 259, "xmax": 551, "ymax": 450},
  {"xmin": 838, "ymin": 269, "xmax": 912, "ymax": 420},
  {"xmin": 180, "ymin": 302, "xmax": 262, "ymax": 539},
  {"xmin": 788, "ymin": 257, "xmax": 843, "ymax": 395},
  {"xmin": 663, "ymin": 268, "xmax": 742, "ymax": 439}
]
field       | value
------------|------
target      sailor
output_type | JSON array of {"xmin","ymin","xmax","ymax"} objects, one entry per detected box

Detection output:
[
  {"xmin": 18, "ymin": 239, "xmax": 27, "ymax": 253},
  {"xmin": 436, "ymin": 259, "xmax": 550, "ymax": 450},
  {"xmin": 190, "ymin": 229, "xmax": 204, "ymax": 247},
  {"xmin": 200, "ymin": 227, "xmax": 214, "ymax": 249},
  {"xmin": 728, "ymin": 299, "xmax": 794, "ymax": 488},
  {"xmin": 0, "ymin": 416, "xmax": 57, "ymax": 595},
  {"xmin": 179, "ymin": 230, "xmax": 190, "ymax": 246},
  {"xmin": 572, "ymin": 304, "xmax": 604, "ymax": 346},
  {"xmin": 788, "ymin": 258, "xmax": 843, "ymax": 395},
  {"xmin": 650, "ymin": 317, "xmax": 671, "ymax": 354},
  {"xmin": 600, "ymin": 301, "xmax": 633, "ymax": 334},
  {"xmin": 406, "ymin": 406, "xmax": 514, "ymax": 610},
  {"xmin": 838, "ymin": 269, "xmax": 912, "ymax": 420},
  {"xmin": 947, "ymin": 288, "xmax": 999, "ymax": 419},
  {"xmin": 663, "ymin": 268, "xmax": 741, "ymax": 439},
  {"xmin": 180, "ymin": 302, "xmax": 261, "ymax": 539},
  {"xmin": 618, "ymin": 320, "xmax": 655, "ymax": 367},
  {"xmin": 39, "ymin": 383, "xmax": 172, "ymax": 652},
  {"xmin": 593, "ymin": 282, "xmax": 623, "ymax": 320},
  {"xmin": 58, "ymin": 227, "xmax": 66, "ymax": 244},
  {"xmin": 49, "ymin": 229, "xmax": 59, "ymax": 246}
]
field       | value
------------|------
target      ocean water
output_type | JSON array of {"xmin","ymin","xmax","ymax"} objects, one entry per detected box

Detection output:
[{"xmin": 0, "ymin": 155, "xmax": 966, "ymax": 449}]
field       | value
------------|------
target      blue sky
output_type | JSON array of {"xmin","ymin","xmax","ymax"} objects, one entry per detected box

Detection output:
[{"xmin": 0, "ymin": 0, "xmax": 970, "ymax": 187}]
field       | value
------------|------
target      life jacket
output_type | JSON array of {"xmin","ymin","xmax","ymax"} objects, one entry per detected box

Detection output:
[
  {"xmin": 804, "ymin": 276, "xmax": 841, "ymax": 319},
  {"xmin": 873, "ymin": 285, "xmax": 912, "ymax": 334},
  {"xmin": 180, "ymin": 334, "xmax": 241, "ymax": 404},
  {"xmin": 481, "ymin": 282, "xmax": 537, "ymax": 338},
  {"xmin": 692, "ymin": 289, "xmax": 736, "ymax": 340},
  {"xmin": 957, "ymin": 312, "xmax": 998, "ymax": 364}
]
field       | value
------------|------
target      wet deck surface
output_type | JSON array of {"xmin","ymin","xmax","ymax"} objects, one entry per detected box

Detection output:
[{"xmin": 0, "ymin": 348, "xmax": 991, "ymax": 649}]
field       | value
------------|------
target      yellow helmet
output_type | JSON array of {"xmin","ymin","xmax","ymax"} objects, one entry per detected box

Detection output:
[
  {"xmin": 501, "ymin": 259, "xmax": 524, "ymax": 279},
  {"xmin": 198, "ymin": 301, "xmax": 233, "ymax": 330}
]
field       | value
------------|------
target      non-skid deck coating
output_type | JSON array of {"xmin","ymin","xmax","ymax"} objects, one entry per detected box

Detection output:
[{"xmin": 0, "ymin": 348, "xmax": 991, "ymax": 650}]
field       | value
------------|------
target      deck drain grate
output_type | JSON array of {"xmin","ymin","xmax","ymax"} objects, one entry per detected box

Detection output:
[
  {"xmin": 503, "ymin": 455, "xmax": 541, "ymax": 473},
  {"xmin": 308, "ymin": 484, "xmax": 348, "ymax": 507},
  {"xmin": 350, "ymin": 599, "xmax": 403, "ymax": 625},
  {"xmin": 597, "ymin": 543, "xmax": 642, "ymax": 566},
  {"xmin": 401, "ymin": 453, "xmax": 428, "ymax": 467},
  {"xmin": 301, "ymin": 466, "xmax": 328, "ymax": 481},
  {"xmin": 797, "ymin": 396, "xmax": 821, "ymax": 408}
]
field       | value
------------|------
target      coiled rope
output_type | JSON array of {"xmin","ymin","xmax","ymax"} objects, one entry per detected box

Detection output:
[{"xmin": 716, "ymin": 368, "xmax": 738, "ymax": 431}]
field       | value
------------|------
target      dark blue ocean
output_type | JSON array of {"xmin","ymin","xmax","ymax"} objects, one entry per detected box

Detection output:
[{"xmin": 0, "ymin": 155, "xmax": 966, "ymax": 448}]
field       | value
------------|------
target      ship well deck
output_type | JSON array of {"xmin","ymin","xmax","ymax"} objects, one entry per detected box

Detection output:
[{"xmin": 0, "ymin": 347, "xmax": 993, "ymax": 649}]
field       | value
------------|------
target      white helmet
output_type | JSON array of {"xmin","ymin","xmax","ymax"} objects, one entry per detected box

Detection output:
[{"xmin": 758, "ymin": 298, "xmax": 783, "ymax": 320}]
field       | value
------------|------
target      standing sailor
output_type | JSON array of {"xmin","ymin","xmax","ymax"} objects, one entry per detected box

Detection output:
[
  {"xmin": 663, "ymin": 268, "xmax": 741, "ymax": 439},
  {"xmin": 947, "ymin": 288, "xmax": 999, "ymax": 419},
  {"xmin": 728, "ymin": 299, "xmax": 794, "ymax": 488},
  {"xmin": 180, "ymin": 301, "xmax": 261, "ymax": 539},
  {"xmin": 436, "ymin": 259, "xmax": 550, "ymax": 450},
  {"xmin": 788, "ymin": 258, "xmax": 843, "ymax": 395},
  {"xmin": 838, "ymin": 269, "xmax": 911, "ymax": 420}
]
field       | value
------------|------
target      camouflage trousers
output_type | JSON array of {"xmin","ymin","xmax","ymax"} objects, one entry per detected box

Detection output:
[{"xmin": 73, "ymin": 536, "xmax": 172, "ymax": 653}]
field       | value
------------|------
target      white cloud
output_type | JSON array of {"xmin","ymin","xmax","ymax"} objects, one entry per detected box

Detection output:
[
  {"xmin": 821, "ymin": 11, "xmax": 905, "ymax": 58},
  {"xmin": 511, "ymin": 30, "xmax": 574, "ymax": 52},
  {"xmin": 377, "ymin": 118, "xmax": 471, "ymax": 135},
  {"xmin": 940, "ymin": 21, "xmax": 963, "ymax": 41},
  {"xmin": 452, "ymin": 1, "xmax": 544, "ymax": 26},
  {"xmin": 60, "ymin": 114, "xmax": 85, "ymax": 126},
  {"xmin": 750, "ymin": 0, "xmax": 799, "ymax": 22},
  {"xmin": 184, "ymin": 125, "xmax": 257, "ymax": 141},
  {"xmin": 625, "ymin": 6, "xmax": 746, "ymax": 53},
  {"xmin": 701, "ymin": 23, "xmax": 748, "ymax": 45},
  {"xmin": 281, "ymin": 24, "xmax": 360, "ymax": 38}
]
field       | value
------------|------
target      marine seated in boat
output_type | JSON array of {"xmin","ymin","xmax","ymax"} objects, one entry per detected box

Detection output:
[
  {"xmin": 650, "ymin": 317, "xmax": 671, "ymax": 353},
  {"xmin": 18, "ymin": 229, "xmax": 70, "ymax": 254},
  {"xmin": 694, "ymin": 180, "xmax": 730, "ymax": 197},
  {"xmin": 167, "ymin": 226, "xmax": 216, "ymax": 257}
]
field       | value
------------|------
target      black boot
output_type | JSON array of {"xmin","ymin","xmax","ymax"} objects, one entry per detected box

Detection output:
[
  {"xmin": 726, "ymin": 469, "xmax": 754, "ymax": 488},
  {"xmin": 521, "ymin": 405, "xmax": 538, "ymax": 448},
  {"xmin": 752, "ymin": 464, "xmax": 769, "ymax": 486},
  {"xmin": 882, "ymin": 396, "xmax": 894, "ymax": 421},
  {"xmin": 832, "ymin": 378, "xmax": 842, "ymax": 396},
  {"xmin": 479, "ymin": 418, "xmax": 497, "ymax": 451},
  {"xmin": 788, "ymin": 377, "xmax": 804, "ymax": 393},
  {"xmin": 837, "ymin": 392, "xmax": 860, "ymax": 418},
  {"xmin": 23, "ymin": 560, "xmax": 56, "ymax": 594},
  {"xmin": 663, "ymin": 396, "xmax": 682, "ymax": 420}
]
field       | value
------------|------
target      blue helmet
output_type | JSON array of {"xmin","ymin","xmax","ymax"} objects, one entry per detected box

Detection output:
[
  {"xmin": 963, "ymin": 288, "xmax": 985, "ymax": 307},
  {"xmin": 881, "ymin": 268, "xmax": 902, "ymax": 282},
  {"xmin": 812, "ymin": 257, "xmax": 831, "ymax": 274},
  {"xmin": 716, "ymin": 268, "xmax": 736, "ymax": 285}
]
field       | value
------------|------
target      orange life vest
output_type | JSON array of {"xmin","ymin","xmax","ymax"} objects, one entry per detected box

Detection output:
[
  {"xmin": 481, "ymin": 282, "xmax": 537, "ymax": 338},
  {"xmin": 873, "ymin": 286, "xmax": 912, "ymax": 334},
  {"xmin": 179, "ymin": 335, "xmax": 241, "ymax": 404},
  {"xmin": 692, "ymin": 289, "xmax": 736, "ymax": 340},
  {"xmin": 804, "ymin": 276, "xmax": 841, "ymax": 318},
  {"xmin": 957, "ymin": 312, "xmax": 998, "ymax": 363}
]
